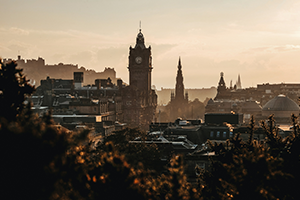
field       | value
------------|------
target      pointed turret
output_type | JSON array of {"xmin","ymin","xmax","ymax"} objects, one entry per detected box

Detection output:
[
  {"xmin": 218, "ymin": 72, "xmax": 226, "ymax": 91},
  {"xmin": 185, "ymin": 91, "xmax": 189, "ymax": 101},
  {"xmin": 170, "ymin": 91, "xmax": 175, "ymax": 101},
  {"xmin": 214, "ymin": 72, "xmax": 228, "ymax": 100},
  {"xmin": 135, "ymin": 29, "xmax": 146, "ymax": 49}
]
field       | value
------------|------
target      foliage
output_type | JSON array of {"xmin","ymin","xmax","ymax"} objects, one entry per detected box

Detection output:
[
  {"xmin": 100, "ymin": 127, "xmax": 163, "ymax": 172},
  {"xmin": 0, "ymin": 59, "xmax": 35, "ymax": 121},
  {"xmin": 0, "ymin": 104, "xmax": 73, "ymax": 199},
  {"xmin": 198, "ymin": 114, "xmax": 300, "ymax": 199}
]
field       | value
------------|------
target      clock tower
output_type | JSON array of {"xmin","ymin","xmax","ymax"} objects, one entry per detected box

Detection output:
[
  {"xmin": 122, "ymin": 28, "xmax": 157, "ymax": 130},
  {"xmin": 128, "ymin": 29, "xmax": 152, "ymax": 91}
]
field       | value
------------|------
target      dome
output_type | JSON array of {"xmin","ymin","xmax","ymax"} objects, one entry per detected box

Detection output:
[{"xmin": 262, "ymin": 95, "xmax": 299, "ymax": 112}]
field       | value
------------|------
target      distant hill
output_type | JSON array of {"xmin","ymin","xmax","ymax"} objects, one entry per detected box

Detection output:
[{"xmin": 3, "ymin": 56, "xmax": 119, "ymax": 86}]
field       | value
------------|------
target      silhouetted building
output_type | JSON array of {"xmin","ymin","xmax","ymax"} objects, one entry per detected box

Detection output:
[
  {"xmin": 205, "ymin": 98, "xmax": 262, "ymax": 124},
  {"xmin": 214, "ymin": 72, "xmax": 231, "ymax": 100},
  {"xmin": 209, "ymin": 71, "xmax": 300, "ymax": 124},
  {"xmin": 213, "ymin": 72, "xmax": 300, "ymax": 106},
  {"xmin": 74, "ymin": 72, "xmax": 83, "ymax": 89},
  {"xmin": 122, "ymin": 29, "xmax": 157, "ymax": 130},
  {"xmin": 261, "ymin": 94, "xmax": 300, "ymax": 124},
  {"xmin": 205, "ymin": 113, "xmax": 243, "ymax": 125},
  {"xmin": 168, "ymin": 58, "xmax": 189, "ymax": 120}
]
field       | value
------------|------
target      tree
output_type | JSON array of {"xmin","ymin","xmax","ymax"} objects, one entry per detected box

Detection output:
[
  {"xmin": 0, "ymin": 60, "xmax": 72, "ymax": 199},
  {"xmin": 197, "ymin": 115, "xmax": 300, "ymax": 199},
  {"xmin": 100, "ymin": 127, "xmax": 163, "ymax": 172},
  {"xmin": 0, "ymin": 60, "xmax": 81, "ymax": 199},
  {"xmin": 0, "ymin": 59, "xmax": 35, "ymax": 121}
]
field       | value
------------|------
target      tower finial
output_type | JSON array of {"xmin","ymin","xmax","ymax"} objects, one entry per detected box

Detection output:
[
  {"xmin": 178, "ymin": 57, "xmax": 182, "ymax": 69},
  {"xmin": 139, "ymin": 21, "xmax": 141, "ymax": 32}
]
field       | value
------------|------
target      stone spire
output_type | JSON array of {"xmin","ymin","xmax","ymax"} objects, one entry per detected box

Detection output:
[
  {"xmin": 236, "ymin": 74, "xmax": 242, "ymax": 90},
  {"xmin": 175, "ymin": 57, "xmax": 184, "ymax": 101}
]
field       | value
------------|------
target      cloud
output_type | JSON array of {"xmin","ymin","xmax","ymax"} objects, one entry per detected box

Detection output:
[
  {"xmin": 9, "ymin": 27, "xmax": 30, "ymax": 35},
  {"xmin": 274, "ymin": 45, "xmax": 300, "ymax": 51},
  {"xmin": 240, "ymin": 44, "xmax": 300, "ymax": 60}
]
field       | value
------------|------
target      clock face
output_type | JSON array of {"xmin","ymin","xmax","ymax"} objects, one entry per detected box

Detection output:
[{"xmin": 135, "ymin": 56, "xmax": 142, "ymax": 64}]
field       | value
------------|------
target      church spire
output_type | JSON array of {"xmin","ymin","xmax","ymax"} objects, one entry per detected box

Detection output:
[
  {"xmin": 175, "ymin": 57, "xmax": 185, "ymax": 101},
  {"xmin": 178, "ymin": 57, "xmax": 182, "ymax": 69},
  {"xmin": 236, "ymin": 74, "xmax": 242, "ymax": 89}
]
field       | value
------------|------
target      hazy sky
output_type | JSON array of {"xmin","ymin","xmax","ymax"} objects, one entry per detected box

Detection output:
[{"xmin": 1, "ymin": 0, "xmax": 300, "ymax": 89}]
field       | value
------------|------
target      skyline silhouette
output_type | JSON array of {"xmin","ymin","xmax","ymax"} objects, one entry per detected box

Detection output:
[{"xmin": 1, "ymin": 0, "xmax": 300, "ymax": 89}]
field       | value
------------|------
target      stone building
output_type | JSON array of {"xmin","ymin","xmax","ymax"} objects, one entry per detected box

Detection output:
[
  {"xmin": 168, "ymin": 58, "xmax": 189, "ymax": 121},
  {"xmin": 121, "ymin": 29, "xmax": 157, "ymax": 130},
  {"xmin": 209, "ymin": 72, "xmax": 300, "ymax": 124},
  {"xmin": 261, "ymin": 94, "xmax": 300, "ymax": 124},
  {"xmin": 214, "ymin": 72, "xmax": 300, "ymax": 106},
  {"xmin": 205, "ymin": 98, "xmax": 262, "ymax": 124}
]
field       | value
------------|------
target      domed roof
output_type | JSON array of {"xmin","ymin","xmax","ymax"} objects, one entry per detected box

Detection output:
[
  {"xmin": 262, "ymin": 95, "xmax": 299, "ymax": 111},
  {"xmin": 135, "ymin": 29, "xmax": 146, "ymax": 49}
]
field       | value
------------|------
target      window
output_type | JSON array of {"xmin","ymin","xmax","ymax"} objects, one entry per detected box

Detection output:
[
  {"xmin": 230, "ymin": 132, "xmax": 233, "ymax": 137},
  {"xmin": 223, "ymin": 131, "xmax": 227, "ymax": 138},
  {"xmin": 210, "ymin": 131, "xmax": 214, "ymax": 137},
  {"xmin": 217, "ymin": 131, "xmax": 220, "ymax": 137}
]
